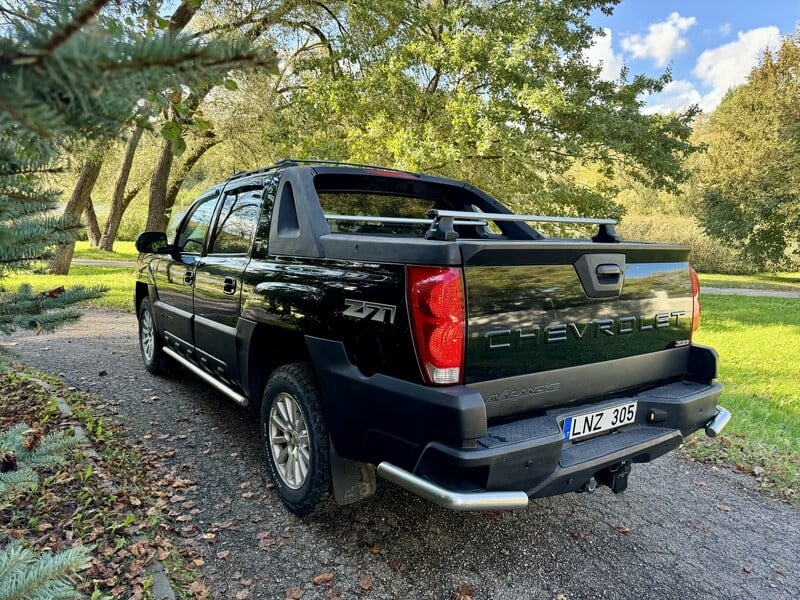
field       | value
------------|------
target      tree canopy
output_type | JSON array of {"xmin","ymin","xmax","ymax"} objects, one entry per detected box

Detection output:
[
  {"xmin": 693, "ymin": 34, "xmax": 800, "ymax": 271},
  {"xmin": 216, "ymin": 0, "xmax": 699, "ymax": 220}
]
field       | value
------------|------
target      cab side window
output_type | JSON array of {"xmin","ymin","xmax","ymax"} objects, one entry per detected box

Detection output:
[
  {"xmin": 176, "ymin": 194, "xmax": 218, "ymax": 254},
  {"xmin": 209, "ymin": 187, "xmax": 263, "ymax": 255}
]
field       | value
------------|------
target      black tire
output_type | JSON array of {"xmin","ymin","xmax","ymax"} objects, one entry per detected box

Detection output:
[
  {"xmin": 260, "ymin": 363, "xmax": 332, "ymax": 516},
  {"xmin": 138, "ymin": 297, "xmax": 170, "ymax": 375}
]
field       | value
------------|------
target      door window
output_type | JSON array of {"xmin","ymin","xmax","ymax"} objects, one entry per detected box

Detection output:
[
  {"xmin": 209, "ymin": 188, "xmax": 263, "ymax": 255},
  {"xmin": 175, "ymin": 193, "xmax": 218, "ymax": 254}
]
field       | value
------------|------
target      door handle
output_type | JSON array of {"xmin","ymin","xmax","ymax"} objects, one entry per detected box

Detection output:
[
  {"xmin": 223, "ymin": 277, "xmax": 237, "ymax": 295},
  {"xmin": 183, "ymin": 271, "xmax": 194, "ymax": 285}
]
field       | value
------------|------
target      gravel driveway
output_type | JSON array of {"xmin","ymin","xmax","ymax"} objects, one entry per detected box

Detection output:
[{"xmin": 10, "ymin": 310, "xmax": 800, "ymax": 600}]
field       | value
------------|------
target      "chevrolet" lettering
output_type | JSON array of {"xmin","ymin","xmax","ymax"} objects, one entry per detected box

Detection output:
[{"xmin": 484, "ymin": 311, "xmax": 685, "ymax": 350}]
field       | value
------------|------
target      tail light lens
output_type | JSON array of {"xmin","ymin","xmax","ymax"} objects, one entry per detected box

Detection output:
[
  {"xmin": 406, "ymin": 265, "xmax": 465, "ymax": 385},
  {"xmin": 690, "ymin": 266, "xmax": 702, "ymax": 338}
]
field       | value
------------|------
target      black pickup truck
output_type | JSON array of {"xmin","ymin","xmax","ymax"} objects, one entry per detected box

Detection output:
[{"xmin": 135, "ymin": 160, "xmax": 729, "ymax": 516}]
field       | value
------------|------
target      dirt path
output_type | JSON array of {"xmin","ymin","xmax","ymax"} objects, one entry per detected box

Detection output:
[{"xmin": 10, "ymin": 310, "xmax": 800, "ymax": 600}]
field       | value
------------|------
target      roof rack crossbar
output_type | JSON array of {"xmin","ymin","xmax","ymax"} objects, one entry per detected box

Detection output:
[
  {"xmin": 425, "ymin": 209, "xmax": 621, "ymax": 243},
  {"xmin": 427, "ymin": 209, "xmax": 617, "ymax": 226}
]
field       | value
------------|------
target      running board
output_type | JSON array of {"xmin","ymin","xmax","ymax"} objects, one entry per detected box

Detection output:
[
  {"xmin": 377, "ymin": 462, "xmax": 529, "ymax": 511},
  {"xmin": 162, "ymin": 347, "xmax": 249, "ymax": 407}
]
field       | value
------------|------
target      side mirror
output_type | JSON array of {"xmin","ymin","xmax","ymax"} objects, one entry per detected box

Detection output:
[{"xmin": 135, "ymin": 231, "xmax": 170, "ymax": 253}]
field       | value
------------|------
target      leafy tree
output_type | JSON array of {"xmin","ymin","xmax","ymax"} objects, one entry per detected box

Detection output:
[
  {"xmin": 693, "ymin": 35, "xmax": 800, "ymax": 271},
  {"xmin": 226, "ymin": 0, "xmax": 699, "ymax": 220},
  {"xmin": 0, "ymin": 0, "xmax": 261, "ymax": 321}
]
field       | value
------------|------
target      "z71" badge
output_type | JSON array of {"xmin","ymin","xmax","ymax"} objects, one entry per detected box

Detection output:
[{"xmin": 343, "ymin": 299, "xmax": 396, "ymax": 324}]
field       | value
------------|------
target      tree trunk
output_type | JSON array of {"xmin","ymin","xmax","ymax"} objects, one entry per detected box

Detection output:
[
  {"xmin": 83, "ymin": 198, "xmax": 101, "ymax": 247},
  {"xmin": 145, "ymin": 137, "xmax": 175, "ymax": 233},
  {"xmin": 100, "ymin": 124, "xmax": 144, "ymax": 250},
  {"xmin": 165, "ymin": 137, "xmax": 220, "ymax": 211},
  {"xmin": 47, "ymin": 159, "xmax": 103, "ymax": 274}
]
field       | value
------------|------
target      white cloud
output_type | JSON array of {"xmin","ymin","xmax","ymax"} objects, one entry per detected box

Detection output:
[
  {"xmin": 622, "ymin": 12, "xmax": 697, "ymax": 67},
  {"xmin": 693, "ymin": 26, "xmax": 782, "ymax": 111},
  {"xmin": 717, "ymin": 22, "xmax": 732, "ymax": 37},
  {"xmin": 583, "ymin": 27, "xmax": 623, "ymax": 81},
  {"xmin": 642, "ymin": 80, "xmax": 702, "ymax": 114}
]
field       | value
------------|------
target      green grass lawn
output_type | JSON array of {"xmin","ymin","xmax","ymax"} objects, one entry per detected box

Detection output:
[
  {"xmin": 1, "ymin": 265, "xmax": 136, "ymax": 311},
  {"xmin": 73, "ymin": 240, "xmax": 138, "ymax": 261},
  {"xmin": 699, "ymin": 271, "xmax": 800, "ymax": 292},
  {"xmin": 689, "ymin": 294, "xmax": 800, "ymax": 504}
]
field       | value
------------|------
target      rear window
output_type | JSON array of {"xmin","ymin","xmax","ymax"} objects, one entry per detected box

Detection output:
[
  {"xmin": 314, "ymin": 172, "xmax": 484, "ymax": 237},
  {"xmin": 318, "ymin": 192, "xmax": 434, "ymax": 235}
]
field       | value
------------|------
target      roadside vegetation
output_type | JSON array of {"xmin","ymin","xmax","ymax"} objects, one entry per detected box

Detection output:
[
  {"xmin": 687, "ymin": 295, "xmax": 800, "ymax": 505},
  {"xmin": 0, "ymin": 369, "xmax": 213, "ymax": 598}
]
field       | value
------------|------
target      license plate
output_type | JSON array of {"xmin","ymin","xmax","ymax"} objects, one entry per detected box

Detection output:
[{"xmin": 562, "ymin": 402, "xmax": 637, "ymax": 442}]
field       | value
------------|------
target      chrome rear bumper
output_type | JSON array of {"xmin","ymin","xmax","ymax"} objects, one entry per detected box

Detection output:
[{"xmin": 376, "ymin": 462, "xmax": 529, "ymax": 511}]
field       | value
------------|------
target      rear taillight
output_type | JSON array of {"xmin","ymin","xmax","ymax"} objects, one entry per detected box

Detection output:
[
  {"xmin": 690, "ymin": 266, "xmax": 701, "ymax": 338},
  {"xmin": 406, "ymin": 265, "xmax": 465, "ymax": 385}
]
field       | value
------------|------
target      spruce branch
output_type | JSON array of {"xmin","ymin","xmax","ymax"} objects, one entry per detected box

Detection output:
[
  {"xmin": 33, "ymin": 0, "xmax": 111, "ymax": 63},
  {"xmin": 0, "ymin": 541, "xmax": 90, "ymax": 600}
]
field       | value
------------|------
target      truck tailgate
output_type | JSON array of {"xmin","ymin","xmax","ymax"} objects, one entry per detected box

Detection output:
[{"xmin": 460, "ymin": 241, "xmax": 695, "ymax": 417}]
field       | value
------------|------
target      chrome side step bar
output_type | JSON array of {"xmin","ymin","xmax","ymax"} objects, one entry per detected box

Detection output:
[
  {"xmin": 162, "ymin": 347, "xmax": 249, "ymax": 407},
  {"xmin": 705, "ymin": 406, "xmax": 731, "ymax": 438},
  {"xmin": 376, "ymin": 462, "xmax": 529, "ymax": 511}
]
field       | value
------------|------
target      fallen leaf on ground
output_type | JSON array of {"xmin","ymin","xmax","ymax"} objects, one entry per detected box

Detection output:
[
  {"xmin": 715, "ymin": 503, "xmax": 733, "ymax": 512},
  {"xmin": 285, "ymin": 587, "xmax": 303, "ymax": 599},
  {"xmin": 368, "ymin": 540, "xmax": 383, "ymax": 554},
  {"xmin": 236, "ymin": 590, "xmax": 252, "ymax": 600},
  {"xmin": 188, "ymin": 581, "xmax": 207, "ymax": 596},
  {"xmin": 454, "ymin": 583, "xmax": 476, "ymax": 600},
  {"xmin": 614, "ymin": 524, "xmax": 630, "ymax": 534},
  {"xmin": 358, "ymin": 573, "xmax": 373, "ymax": 591},
  {"xmin": 217, "ymin": 550, "xmax": 230, "ymax": 559},
  {"xmin": 312, "ymin": 572, "xmax": 334, "ymax": 586},
  {"xmin": 742, "ymin": 564, "xmax": 753, "ymax": 573},
  {"xmin": 185, "ymin": 558, "xmax": 204, "ymax": 570}
]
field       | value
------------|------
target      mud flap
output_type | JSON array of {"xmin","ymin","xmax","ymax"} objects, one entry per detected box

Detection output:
[{"xmin": 330, "ymin": 440, "xmax": 376, "ymax": 505}]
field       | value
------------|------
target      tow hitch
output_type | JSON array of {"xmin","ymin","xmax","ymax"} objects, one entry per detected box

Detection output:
[{"xmin": 596, "ymin": 461, "xmax": 631, "ymax": 494}]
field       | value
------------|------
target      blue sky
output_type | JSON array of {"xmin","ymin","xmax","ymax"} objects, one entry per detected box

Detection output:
[{"xmin": 585, "ymin": 1, "xmax": 800, "ymax": 113}]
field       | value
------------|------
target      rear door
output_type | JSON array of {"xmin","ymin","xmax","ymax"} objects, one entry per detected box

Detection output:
[{"xmin": 192, "ymin": 180, "xmax": 264, "ymax": 382}]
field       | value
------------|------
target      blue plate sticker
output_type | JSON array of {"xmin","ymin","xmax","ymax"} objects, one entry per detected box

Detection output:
[{"xmin": 562, "ymin": 416, "xmax": 572, "ymax": 441}]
